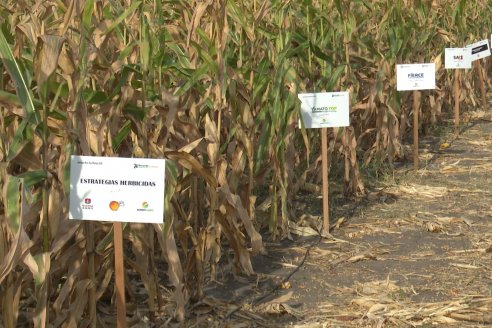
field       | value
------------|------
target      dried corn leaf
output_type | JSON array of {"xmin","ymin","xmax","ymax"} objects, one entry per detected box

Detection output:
[
  {"xmin": 450, "ymin": 263, "xmax": 481, "ymax": 270},
  {"xmin": 426, "ymin": 221, "xmax": 443, "ymax": 233}
]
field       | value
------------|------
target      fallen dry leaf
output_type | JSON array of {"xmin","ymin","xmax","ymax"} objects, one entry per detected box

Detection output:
[
  {"xmin": 426, "ymin": 221, "xmax": 443, "ymax": 233},
  {"xmin": 450, "ymin": 263, "xmax": 481, "ymax": 270}
]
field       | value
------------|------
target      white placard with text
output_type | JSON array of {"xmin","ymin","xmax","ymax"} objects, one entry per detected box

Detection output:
[
  {"xmin": 466, "ymin": 39, "xmax": 491, "ymax": 61},
  {"xmin": 396, "ymin": 63, "xmax": 436, "ymax": 91},
  {"xmin": 298, "ymin": 92, "xmax": 350, "ymax": 128},
  {"xmin": 69, "ymin": 156, "xmax": 166, "ymax": 223},
  {"xmin": 445, "ymin": 48, "xmax": 472, "ymax": 69}
]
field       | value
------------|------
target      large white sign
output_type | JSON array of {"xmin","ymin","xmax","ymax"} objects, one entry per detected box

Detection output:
[
  {"xmin": 396, "ymin": 63, "xmax": 436, "ymax": 91},
  {"xmin": 445, "ymin": 48, "xmax": 472, "ymax": 69},
  {"xmin": 69, "ymin": 156, "xmax": 166, "ymax": 223},
  {"xmin": 298, "ymin": 92, "xmax": 350, "ymax": 128},
  {"xmin": 466, "ymin": 39, "xmax": 491, "ymax": 61}
]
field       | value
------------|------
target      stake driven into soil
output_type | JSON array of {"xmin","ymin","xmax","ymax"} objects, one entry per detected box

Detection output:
[
  {"xmin": 413, "ymin": 90, "xmax": 420, "ymax": 170},
  {"xmin": 454, "ymin": 69, "xmax": 460, "ymax": 135},
  {"xmin": 321, "ymin": 127, "xmax": 330, "ymax": 233},
  {"xmin": 114, "ymin": 222, "xmax": 126, "ymax": 328}
]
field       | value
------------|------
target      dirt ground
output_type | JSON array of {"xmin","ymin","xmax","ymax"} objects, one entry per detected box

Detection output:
[{"xmin": 180, "ymin": 112, "xmax": 492, "ymax": 328}]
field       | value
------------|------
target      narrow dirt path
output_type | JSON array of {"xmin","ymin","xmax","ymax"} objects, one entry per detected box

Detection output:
[
  {"xmin": 292, "ymin": 115, "xmax": 492, "ymax": 327},
  {"xmin": 185, "ymin": 113, "xmax": 492, "ymax": 328}
]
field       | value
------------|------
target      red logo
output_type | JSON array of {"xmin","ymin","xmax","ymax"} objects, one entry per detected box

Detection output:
[{"xmin": 84, "ymin": 198, "xmax": 91, "ymax": 204}]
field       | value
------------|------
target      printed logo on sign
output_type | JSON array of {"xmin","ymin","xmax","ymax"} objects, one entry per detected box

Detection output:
[
  {"xmin": 472, "ymin": 44, "xmax": 488, "ymax": 54},
  {"xmin": 109, "ymin": 201, "xmax": 124, "ymax": 211},
  {"xmin": 454, "ymin": 55, "xmax": 463, "ymax": 60},
  {"xmin": 82, "ymin": 204, "xmax": 93, "ymax": 210},
  {"xmin": 408, "ymin": 73, "xmax": 424, "ymax": 79},
  {"xmin": 137, "ymin": 201, "xmax": 154, "ymax": 212},
  {"xmin": 311, "ymin": 106, "xmax": 337, "ymax": 113},
  {"xmin": 134, "ymin": 163, "xmax": 158, "ymax": 169},
  {"xmin": 82, "ymin": 198, "xmax": 93, "ymax": 210}
]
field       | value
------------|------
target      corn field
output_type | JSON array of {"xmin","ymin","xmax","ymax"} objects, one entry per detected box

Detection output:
[{"xmin": 1, "ymin": 0, "xmax": 492, "ymax": 326}]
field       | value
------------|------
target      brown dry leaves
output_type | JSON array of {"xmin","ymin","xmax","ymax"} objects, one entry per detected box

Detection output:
[{"xmin": 349, "ymin": 279, "xmax": 492, "ymax": 326}]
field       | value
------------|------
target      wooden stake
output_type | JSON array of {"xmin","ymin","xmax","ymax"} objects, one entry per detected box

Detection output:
[
  {"xmin": 114, "ymin": 222, "xmax": 126, "ymax": 328},
  {"xmin": 321, "ymin": 127, "xmax": 329, "ymax": 233},
  {"xmin": 85, "ymin": 222, "xmax": 96, "ymax": 328},
  {"xmin": 454, "ymin": 69, "xmax": 461, "ymax": 135},
  {"xmin": 476, "ymin": 61, "xmax": 487, "ymax": 111},
  {"xmin": 412, "ymin": 91, "xmax": 419, "ymax": 170}
]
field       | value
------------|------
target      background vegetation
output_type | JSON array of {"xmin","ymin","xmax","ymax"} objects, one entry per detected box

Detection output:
[{"xmin": 1, "ymin": 0, "xmax": 492, "ymax": 325}]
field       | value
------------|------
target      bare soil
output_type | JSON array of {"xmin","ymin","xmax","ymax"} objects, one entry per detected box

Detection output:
[{"xmin": 179, "ymin": 112, "xmax": 492, "ymax": 327}]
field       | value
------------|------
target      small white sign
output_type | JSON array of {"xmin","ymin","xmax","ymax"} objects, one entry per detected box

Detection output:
[
  {"xmin": 298, "ymin": 92, "xmax": 350, "ymax": 128},
  {"xmin": 69, "ymin": 156, "xmax": 166, "ymax": 223},
  {"xmin": 465, "ymin": 39, "xmax": 491, "ymax": 61},
  {"xmin": 445, "ymin": 48, "xmax": 472, "ymax": 69},
  {"xmin": 396, "ymin": 63, "xmax": 436, "ymax": 91}
]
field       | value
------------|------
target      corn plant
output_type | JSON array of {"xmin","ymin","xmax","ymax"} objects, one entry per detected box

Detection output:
[{"xmin": 1, "ymin": 0, "xmax": 492, "ymax": 326}]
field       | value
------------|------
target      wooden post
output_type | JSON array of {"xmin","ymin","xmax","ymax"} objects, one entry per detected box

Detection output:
[
  {"xmin": 454, "ymin": 69, "xmax": 461, "ymax": 135},
  {"xmin": 85, "ymin": 222, "xmax": 97, "ymax": 328},
  {"xmin": 412, "ymin": 91, "xmax": 419, "ymax": 170},
  {"xmin": 114, "ymin": 222, "xmax": 126, "ymax": 328},
  {"xmin": 321, "ymin": 127, "xmax": 330, "ymax": 233},
  {"xmin": 476, "ymin": 61, "xmax": 487, "ymax": 111}
]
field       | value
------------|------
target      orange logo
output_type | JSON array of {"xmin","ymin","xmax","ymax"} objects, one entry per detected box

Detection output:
[{"xmin": 109, "ymin": 201, "xmax": 120, "ymax": 211}]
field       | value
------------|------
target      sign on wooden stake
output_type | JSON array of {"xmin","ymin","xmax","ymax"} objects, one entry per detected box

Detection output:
[
  {"xmin": 396, "ymin": 63, "xmax": 436, "ymax": 170},
  {"xmin": 445, "ymin": 48, "xmax": 472, "ymax": 69},
  {"xmin": 466, "ymin": 39, "xmax": 490, "ymax": 112},
  {"xmin": 445, "ymin": 48, "xmax": 471, "ymax": 134},
  {"xmin": 69, "ymin": 155, "xmax": 166, "ymax": 328},
  {"xmin": 466, "ymin": 39, "xmax": 491, "ymax": 61},
  {"xmin": 396, "ymin": 63, "xmax": 436, "ymax": 91},
  {"xmin": 298, "ymin": 92, "xmax": 350, "ymax": 233}
]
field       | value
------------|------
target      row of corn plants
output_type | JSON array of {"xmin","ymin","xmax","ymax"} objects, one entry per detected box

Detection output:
[{"xmin": 1, "ymin": 0, "xmax": 492, "ymax": 325}]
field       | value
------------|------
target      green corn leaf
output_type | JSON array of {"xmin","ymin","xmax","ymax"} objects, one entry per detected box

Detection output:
[
  {"xmin": 102, "ymin": 1, "xmax": 142, "ymax": 36},
  {"xmin": 140, "ymin": 13, "xmax": 151, "ymax": 72},
  {"xmin": 61, "ymin": 143, "xmax": 74, "ymax": 195},
  {"xmin": 175, "ymin": 63, "xmax": 210, "ymax": 96},
  {"xmin": 0, "ymin": 29, "xmax": 39, "ymax": 125},
  {"xmin": 327, "ymin": 65, "xmax": 346, "ymax": 90},
  {"xmin": 112, "ymin": 120, "xmax": 132, "ymax": 152},
  {"xmin": 7, "ymin": 120, "xmax": 33, "ymax": 162},
  {"xmin": 4, "ymin": 175, "xmax": 21, "ymax": 231},
  {"xmin": 310, "ymin": 42, "xmax": 331, "ymax": 61},
  {"xmin": 82, "ymin": 0, "xmax": 95, "ymax": 31},
  {"xmin": 16, "ymin": 170, "xmax": 48, "ymax": 188},
  {"xmin": 113, "ymin": 120, "xmax": 132, "ymax": 151}
]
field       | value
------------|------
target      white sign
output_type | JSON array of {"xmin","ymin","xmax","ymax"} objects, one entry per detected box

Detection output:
[
  {"xmin": 69, "ymin": 156, "xmax": 166, "ymax": 223},
  {"xmin": 465, "ymin": 39, "xmax": 491, "ymax": 61},
  {"xmin": 396, "ymin": 63, "xmax": 436, "ymax": 91},
  {"xmin": 445, "ymin": 48, "xmax": 472, "ymax": 69},
  {"xmin": 298, "ymin": 92, "xmax": 350, "ymax": 128}
]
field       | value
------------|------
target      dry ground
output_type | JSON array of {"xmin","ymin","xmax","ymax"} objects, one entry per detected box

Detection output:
[{"xmin": 167, "ymin": 111, "xmax": 492, "ymax": 328}]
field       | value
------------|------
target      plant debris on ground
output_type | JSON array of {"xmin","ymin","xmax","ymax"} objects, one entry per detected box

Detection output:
[{"xmin": 183, "ymin": 113, "xmax": 492, "ymax": 327}]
